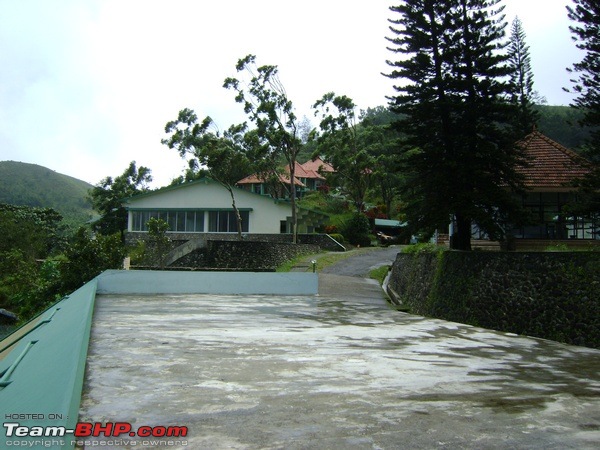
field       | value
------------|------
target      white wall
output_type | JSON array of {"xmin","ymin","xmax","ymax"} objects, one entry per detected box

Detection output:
[{"xmin": 125, "ymin": 180, "xmax": 292, "ymax": 234}]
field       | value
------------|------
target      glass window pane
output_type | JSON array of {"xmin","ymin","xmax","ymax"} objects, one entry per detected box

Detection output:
[
  {"xmin": 240, "ymin": 211, "xmax": 249, "ymax": 232},
  {"xmin": 176, "ymin": 212, "xmax": 186, "ymax": 231},
  {"xmin": 195, "ymin": 211, "xmax": 204, "ymax": 232},
  {"xmin": 167, "ymin": 212, "xmax": 176, "ymax": 231},
  {"xmin": 218, "ymin": 212, "xmax": 228, "ymax": 232}
]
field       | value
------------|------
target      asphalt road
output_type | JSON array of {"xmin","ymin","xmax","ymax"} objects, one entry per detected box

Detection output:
[{"xmin": 319, "ymin": 246, "xmax": 402, "ymax": 277}]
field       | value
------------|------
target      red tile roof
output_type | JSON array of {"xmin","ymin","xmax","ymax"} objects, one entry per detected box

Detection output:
[
  {"xmin": 284, "ymin": 162, "xmax": 325, "ymax": 180},
  {"xmin": 237, "ymin": 172, "xmax": 306, "ymax": 187},
  {"xmin": 301, "ymin": 157, "xmax": 335, "ymax": 174},
  {"xmin": 516, "ymin": 130, "xmax": 592, "ymax": 190}
]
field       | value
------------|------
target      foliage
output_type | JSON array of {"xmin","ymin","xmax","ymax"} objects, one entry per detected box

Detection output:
[
  {"xmin": 401, "ymin": 242, "xmax": 443, "ymax": 254},
  {"xmin": 339, "ymin": 213, "xmax": 371, "ymax": 247},
  {"xmin": 386, "ymin": 0, "xmax": 527, "ymax": 250},
  {"xmin": 312, "ymin": 93, "xmax": 374, "ymax": 213},
  {"xmin": 162, "ymin": 109, "xmax": 252, "ymax": 239},
  {"xmin": 536, "ymin": 105, "xmax": 590, "ymax": 149},
  {"xmin": 565, "ymin": 0, "xmax": 600, "ymax": 222},
  {"xmin": 88, "ymin": 161, "xmax": 152, "ymax": 239},
  {"xmin": 328, "ymin": 233, "xmax": 346, "ymax": 244},
  {"xmin": 146, "ymin": 217, "xmax": 171, "ymax": 269},
  {"xmin": 566, "ymin": 0, "xmax": 600, "ymax": 157},
  {"xmin": 0, "ymin": 161, "xmax": 94, "ymax": 231},
  {"xmin": 59, "ymin": 228, "xmax": 126, "ymax": 294},
  {"xmin": 0, "ymin": 204, "xmax": 66, "ymax": 258},
  {"xmin": 369, "ymin": 265, "xmax": 390, "ymax": 286},
  {"xmin": 0, "ymin": 204, "xmax": 127, "ymax": 324},
  {"xmin": 224, "ymin": 54, "xmax": 303, "ymax": 243},
  {"xmin": 507, "ymin": 16, "xmax": 540, "ymax": 135}
]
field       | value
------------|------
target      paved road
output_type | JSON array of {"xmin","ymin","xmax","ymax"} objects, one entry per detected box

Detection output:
[{"xmin": 320, "ymin": 246, "xmax": 402, "ymax": 277}]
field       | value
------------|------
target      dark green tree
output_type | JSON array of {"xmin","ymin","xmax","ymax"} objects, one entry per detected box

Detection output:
[
  {"xmin": 163, "ymin": 109, "xmax": 252, "ymax": 239},
  {"xmin": 508, "ymin": 16, "xmax": 539, "ymax": 135},
  {"xmin": 0, "ymin": 205, "xmax": 65, "ymax": 320},
  {"xmin": 88, "ymin": 161, "xmax": 152, "ymax": 239},
  {"xmin": 385, "ymin": 0, "xmax": 526, "ymax": 250},
  {"xmin": 146, "ymin": 217, "xmax": 171, "ymax": 269},
  {"xmin": 59, "ymin": 228, "xmax": 126, "ymax": 293},
  {"xmin": 566, "ymin": 0, "xmax": 600, "ymax": 157},
  {"xmin": 224, "ymin": 55, "xmax": 303, "ymax": 243},
  {"xmin": 312, "ymin": 93, "xmax": 374, "ymax": 213},
  {"xmin": 565, "ymin": 0, "xmax": 600, "ymax": 225}
]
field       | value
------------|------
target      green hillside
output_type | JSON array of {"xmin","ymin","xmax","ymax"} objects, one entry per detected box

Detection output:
[{"xmin": 0, "ymin": 161, "xmax": 96, "ymax": 228}]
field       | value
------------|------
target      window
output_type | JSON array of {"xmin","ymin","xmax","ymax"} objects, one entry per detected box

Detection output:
[
  {"xmin": 512, "ymin": 193, "xmax": 599, "ymax": 240},
  {"xmin": 208, "ymin": 211, "xmax": 249, "ymax": 233},
  {"xmin": 130, "ymin": 210, "xmax": 204, "ymax": 232}
]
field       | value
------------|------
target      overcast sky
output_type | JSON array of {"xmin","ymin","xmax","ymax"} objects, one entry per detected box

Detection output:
[{"xmin": 0, "ymin": 0, "xmax": 584, "ymax": 188}]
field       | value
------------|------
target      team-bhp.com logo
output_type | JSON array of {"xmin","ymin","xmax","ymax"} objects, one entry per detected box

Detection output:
[{"xmin": 4, "ymin": 421, "xmax": 188, "ymax": 438}]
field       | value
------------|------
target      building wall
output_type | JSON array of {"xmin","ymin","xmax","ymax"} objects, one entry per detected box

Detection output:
[{"xmin": 125, "ymin": 180, "xmax": 293, "ymax": 234}]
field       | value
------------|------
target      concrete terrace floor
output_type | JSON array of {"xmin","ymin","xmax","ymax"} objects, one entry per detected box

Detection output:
[{"xmin": 79, "ymin": 250, "xmax": 600, "ymax": 449}]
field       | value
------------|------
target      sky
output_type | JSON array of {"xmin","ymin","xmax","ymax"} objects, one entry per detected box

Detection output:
[{"xmin": 0, "ymin": 0, "xmax": 584, "ymax": 188}]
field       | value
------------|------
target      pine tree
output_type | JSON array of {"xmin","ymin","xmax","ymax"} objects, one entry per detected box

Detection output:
[
  {"xmin": 508, "ymin": 16, "xmax": 539, "ymax": 136},
  {"xmin": 565, "ymin": 0, "xmax": 600, "ymax": 224},
  {"xmin": 385, "ymin": 0, "xmax": 526, "ymax": 250},
  {"xmin": 567, "ymin": 0, "xmax": 600, "ymax": 158}
]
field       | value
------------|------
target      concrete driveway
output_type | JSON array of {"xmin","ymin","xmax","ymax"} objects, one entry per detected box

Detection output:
[{"xmin": 79, "ymin": 257, "xmax": 600, "ymax": 449}]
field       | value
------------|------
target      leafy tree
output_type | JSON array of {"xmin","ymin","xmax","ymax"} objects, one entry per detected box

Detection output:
[
  {"xmin": 224, "ymin": 54, "xmax": 303, "ymax": 243},
  {"xmin": 146, "ymin": 217, "xmax": 171, "ymax": 269},
  {"xmin": 59, "ymin": 228, "xmax": 126, "ymax": 293},
  {"xmin": 385, "ymin": 0, "xmax": 526, "ymax": 250},
  {"xmin": 163, "ymin": 109, "xmax": 252, "ymax": 239},
  {"xmin": 565, "ymin": 0, "xmax": 600, "ymax": 223},
  {"xmin": 340, "ymin": 213, "xmax": 372, "ymax": 247},
  {"xmin": 508, "ymin": 16, "xmax": 539, "ymax": 135},
  {"xmin": 0, "ymin": 204, "xmax": 64, "ymax": 259},
  {"xmin": 0, "ymin": 205, "xmax": 64, "ymax": 320},
  {"xmin": 312, "ymin": 93, "xmax": 375, "ymax": 213},
  {"xmin": 88, "ymin": 161, "xmax": 152, "ymax": 239}
]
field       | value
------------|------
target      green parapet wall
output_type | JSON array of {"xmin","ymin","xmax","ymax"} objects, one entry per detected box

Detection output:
[{"xmin": 0, "ymin": 280, "xmax": 97, "ymax": 450}]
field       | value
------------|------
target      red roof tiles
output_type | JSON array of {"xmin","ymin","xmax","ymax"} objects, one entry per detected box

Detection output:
[
  {"xmin": 301, "ymin": 157, "xmax": 335, "ymax": 174},
  {"xmin": 516, "ymin": 130, "xmax": 592, "ymax": 190},
  {"xmin": 237, "ymin": 172, "xmax": 306, "ymax": 187}
]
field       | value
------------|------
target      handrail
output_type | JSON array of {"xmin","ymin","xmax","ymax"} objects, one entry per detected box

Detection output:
[
  {"xmin": 0, "ymin": 340, "xmax": 38, "ymax": 388},
  {"xmin": 0, "ymin": 307, "xmax": 61, "ymax": 355}
]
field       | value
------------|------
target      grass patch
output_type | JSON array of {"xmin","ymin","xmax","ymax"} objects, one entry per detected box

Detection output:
[
  {"xmin": 369, "ymin": 265, "xmax": 390, "ymax": 286},
  {"xmin": 276, "ymin": 246, "xmax": 383, "ymax": 272}
]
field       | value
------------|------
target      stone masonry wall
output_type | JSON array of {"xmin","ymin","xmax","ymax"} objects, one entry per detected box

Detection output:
[{"xmin": 387, "ymin": 251, "xmax": 600, "ymax": 348}]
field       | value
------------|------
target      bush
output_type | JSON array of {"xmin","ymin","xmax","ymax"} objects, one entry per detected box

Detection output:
[
  {"xmin": 328, "ymin": 233, "xmax": 346, "ymax": 244},
  {"xmin": 402, "ymin": 242, "xmax": 443, "ymax": 254},
  {"xmin": 340, "ymin": 214, "xmax": 371, "ymax": 247}
]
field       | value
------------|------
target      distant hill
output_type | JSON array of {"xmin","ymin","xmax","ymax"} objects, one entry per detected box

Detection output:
[
  {"xmin": 536, "ymin": 105, "xmax": 591, "ymax": 151},
  {"xmin": 0, "ymin": 161, "xmax": 96, "ymax": 228}
]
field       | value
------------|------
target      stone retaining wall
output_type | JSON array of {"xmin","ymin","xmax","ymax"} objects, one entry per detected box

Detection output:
[
  {"xmin": 387, "ymin": 251, "xmax": 600, "ymax": 348},
  {"xmin": 140, "ymin": 240, "xmax": 320, "ymax": 271}
]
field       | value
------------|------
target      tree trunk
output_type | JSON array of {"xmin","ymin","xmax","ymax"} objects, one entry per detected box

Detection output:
[
  {"xmin": 227, "ymin": 186, "xmax": 243, "ymax": 241},
  {"xmin": 289, "ymin": 161, "xmax": 298, "ymax": 244},
  {"xmin": 451, "ymin": 214, "xmax": 472, "ymax": 251}
]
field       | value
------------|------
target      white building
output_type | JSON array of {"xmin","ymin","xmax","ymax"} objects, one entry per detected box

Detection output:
[{"xmin": 123, "ymin": 178, "xmax": 328, "ymax": 235}]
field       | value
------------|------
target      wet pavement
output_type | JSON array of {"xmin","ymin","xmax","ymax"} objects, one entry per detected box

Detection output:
[{"xmin": 79, "ymin": 263, "xmax": 600, "ymax": 449}]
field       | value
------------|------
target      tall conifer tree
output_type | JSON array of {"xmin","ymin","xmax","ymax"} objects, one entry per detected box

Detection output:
[
  {"xmin": 508, "ymin": 16, "xmax": 539, "ymax": 136},
  {"xmin": 385, "ymin": 0, "xmax": 525, "ymax": 250},
  {"xmin": 565, "ymin": 0, "xmax": 600, "ymax": 223}
]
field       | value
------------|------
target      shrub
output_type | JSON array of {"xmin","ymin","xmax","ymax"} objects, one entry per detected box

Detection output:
[
  {"xmin": 340, "ymin": 214, "xmax": 371, "ymax": 247},
  {"xmin": 328, "ymin": 233, "xmax": 346, "ymax": 244},
  {"xmin": 402, "ymin": 242, "xmax": 443, "ymax": 254}
]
